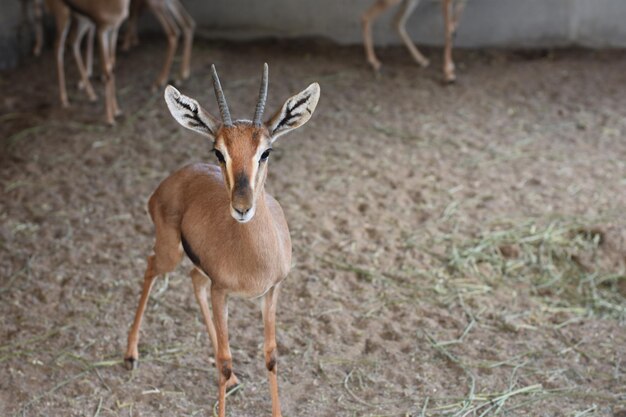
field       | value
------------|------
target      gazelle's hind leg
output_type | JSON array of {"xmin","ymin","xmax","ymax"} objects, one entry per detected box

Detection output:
[
  {"xmin": 394, "ymin": 0, "xmax": 429, "ymax": 67},
  {"xmin": 190, "ymin": 268, "xmax": 240, "ymax": 390},
  {"xmin": 52, "ymin": 6, "xmax": 71, "ymax": 108},
  {"xmin": 32, "ymin": 0, "xmax": 44, "ymax": 56},
  {"xmin": 85, "ymin": 24, "xmax": 95, "ymax": 79},
  {"xmin": 108, "ymin": 26, "xmax": 122, "ymax": 117},
  {"xmin": 122, "ymin": 0, "xmax": 143, "ymax": 51},
  {"xmin": 149, "ymin": 0, "xmax": 180, "ymax": 90},
  {"xmin": 71, "ymin": 16, "xmax": 97, "ymax": 101},
  {"xmin": 167, "ymin": 0, "xmax": 195, "ymax": 81},
  {"xmin": 124, "ymin": 217, "xmax": 183, "ymax": 369},
  {"xmin": 452, "ymin": 0, "xmax": 466, "ymax": 33},
  {"xmin": 361, "ymin": 0, "xmax": 402, "ymax": 71}
]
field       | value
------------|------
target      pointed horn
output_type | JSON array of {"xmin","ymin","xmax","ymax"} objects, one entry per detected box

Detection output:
[
  {"xmin": 253, "ymin": 63, "xmax": 269, "ymax": 126},
  {"xmin": 211, "ymin": 64, "xmax": 233, "ymax": 126}
]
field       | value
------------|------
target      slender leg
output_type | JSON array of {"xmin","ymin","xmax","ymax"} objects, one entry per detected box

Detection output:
[
  {"xmin": 361, "ymin": 0, "xmax": 401, "ymax": 71},
  {"xmin": 32, "ymin": 0, "xmax": 44, "ymax": 56},
  {"xmin": 394, "ymin": 0, "xmax": 429, "ymax": 67},
  {"xmin": 53, "ymin": 8, "xmax": 71, "ymax": 108},
  {"xmin": 211, "ymin": 288, "xmax": 233, "ymax": 417},
  {"xmin": 86, "ymin": 25, "xmax": 95, "ymax": 79},
  {"xmin": 108, "ymin": 26, "xmax": 122, "ymax": 116},
  {"xmin": 72, "ymin": 17, "xmax": 97, "ymax": 101},
  {"xmin": 124, "ymin": 255, "xmax": 158, "ymax": 369},
  {"xmin": 167, "ymin": 0, "xmax": 195, "ymax": 81},
  {"xmin": 263, "ymin": 285, "xmax": 283, "ymax": 417},
  {"xmin": 122, "ymin": 0, "xmax": 143, "ymax": 51},
  {"xmin": 452, "ymin": 0, "xmax": 466, "ymax": 33},
  {"xmin": 96, "ymin": 27, "xmax": 115, "ymax": 124},
  {"xmin": 149, "ymin": 1, "xmax": 180, "ymax": 89},
  {"xmin": 109, "ymin": 25, "xmax": 120, "ymax": 68},
  {"xmin": 190, "ymin": 269, "xmax": 240, "ymax": 389},
  {"xmin": 125, "ymin": 213, "xmax": 183, "ymax": 367},
  {"xmin": 122, "ymin": 0, "xmax": 139, "ymax": 52},
  {"xmin": 442, "ymin": 0, "xmax": 456, "ymax": 82}
]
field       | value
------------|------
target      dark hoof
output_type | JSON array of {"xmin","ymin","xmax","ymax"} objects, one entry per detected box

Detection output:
[{"xmin": 124, "ymin": 357, "xmax": 137, "ymax": 370}]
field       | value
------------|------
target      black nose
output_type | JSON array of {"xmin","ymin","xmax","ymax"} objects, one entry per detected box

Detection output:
[{"xmin": 235, "ymin": 207, "xmax": 250, "ymax": 216}]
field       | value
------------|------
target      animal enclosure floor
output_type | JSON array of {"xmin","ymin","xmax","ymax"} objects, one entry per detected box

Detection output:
[{"xmin": 1, "ymin": 39, "xmax": 625, "ymax": 416}]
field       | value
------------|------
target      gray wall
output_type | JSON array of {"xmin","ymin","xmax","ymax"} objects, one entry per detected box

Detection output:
[
  {"xmin": 186, "ymin": 0, "xmax": 626, "ymax": 47},
  {"xmin": 0, "ymin": 0, "xmax": 28, "ymax": 69},
  {"xmin": 2, "ymin": 0, "xmax": 626, "ymax": 70}
]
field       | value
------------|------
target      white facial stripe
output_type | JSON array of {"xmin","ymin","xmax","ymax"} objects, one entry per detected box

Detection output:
[
  {"xmin": 249, "ymin": 145, "xmax": 266, "ymax": 194},
  {"xmin": 218, "ymin": 145, "xmax": 235, "ymax": 192}
]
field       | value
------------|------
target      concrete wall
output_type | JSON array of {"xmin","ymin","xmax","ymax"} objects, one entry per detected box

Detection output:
[
  {"xmin": 185, "ymin": 0, "xmax": 626, "ymax": 47},
  {"xmin": 2, "ymin": 0, "xmax": 626, "ymax": 70},
  {"xmin": 0, "ymin": 0, "xmax": 29, "ymax": 70}
]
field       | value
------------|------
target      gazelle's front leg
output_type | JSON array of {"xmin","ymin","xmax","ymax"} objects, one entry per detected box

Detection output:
[
  {"xmin": 96, "ymin": 27, "xmax": 116, "ymax": 124},
  {"xmin": 108, "ymin": 26, "xmax": 122, "ymax": 117},
  {"xmin": 442, "ymin": 0, "xmax": 456, "ymax": 82},
  {"xmin": 125, "ymin": 255, "xmax": 158, "ymax": 369},
  {"xmin": 191, "ymin": 268, "xmax": 240, "ymax": 389},
  {"xmin": 211, "ymin": 288, "xmax": 234, "ymax": 417},
  {"xmin": 361, "ymin": 0, "xmax": 402, "ymax": 71},
  {"xmin": 394, "ymin": 0, "xmax": 429, "ymax": 67},
  {"xmin": 263, "ymin": 284, "xmax": 282, "ymax": 417}
]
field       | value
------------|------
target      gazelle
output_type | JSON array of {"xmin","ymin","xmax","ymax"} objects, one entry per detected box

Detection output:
[
  {"xmin": 122, "ymin": 0, "xmax": 195, "ymax": 89},
  {"xmin": 124, "ymin": 64, "xmax": 320, "ymax": 417},
  {"xmin": 45, "ymin": 0, "xmax": 97, "ymax": 104},
  {"xmin": 362, "ymin": 0, "xmax": 466, "ymax": 82},
  {"xmin": 49, "ymin": 0, "xmax": 129, "ymax": 124},
  {"xmin": 21, "ymin": 0, "xmax": 45, "ymax": 56}
]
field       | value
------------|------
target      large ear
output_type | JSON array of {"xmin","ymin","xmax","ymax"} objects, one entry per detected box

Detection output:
[
  {"xmin": 164, "ymin": 85, "xmax": 220, "ymax": 140},
  {"xmin": 266, "ymin": 83, "xmax": 320, "ymax": 141}
]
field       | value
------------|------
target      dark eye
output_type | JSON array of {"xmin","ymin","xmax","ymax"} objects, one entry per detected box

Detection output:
[
  {"xmin": 213, "ymin": 149, "xmax": 225, "ymax": 163},
  {"xmin": 260, "ymin": 149, "xmax": 272, "ymax": 162}
]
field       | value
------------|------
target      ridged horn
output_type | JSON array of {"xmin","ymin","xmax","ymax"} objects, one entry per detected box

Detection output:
[
  {"xmin": 210, "ymin": 64, "xmax": 233, "ymax": 126},
  {"xmin": 253, "ymin": 63, "xmax": 269, "ymax": 126}
]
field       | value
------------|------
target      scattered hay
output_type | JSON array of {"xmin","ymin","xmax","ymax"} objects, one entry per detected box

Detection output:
[{"xmin": 429, "ymin": 219, "xmax": 625, "ymax": 321}]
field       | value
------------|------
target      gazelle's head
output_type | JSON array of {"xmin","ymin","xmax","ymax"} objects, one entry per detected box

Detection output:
[{"xmin": 164, "ymin": 64, "xmax": 320, "ymax": 223}]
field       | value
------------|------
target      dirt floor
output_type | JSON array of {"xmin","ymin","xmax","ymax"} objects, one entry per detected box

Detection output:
[{"xmin": 1, "ymin": 38, "xmax": 625, "ymax": 417}]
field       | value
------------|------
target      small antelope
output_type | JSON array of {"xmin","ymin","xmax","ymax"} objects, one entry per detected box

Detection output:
[
  {"xmin": 362, "ymin": 0, "xmax": 466, "ymax": 82},
  {"xmin": 124, "ymin": 64, "xmax": 320, "ymax": 417},
  {"xmin": 46, "ymin": 0, "xmax": 98, "ymax": 104},
  {"xmin": 49, "ymin": 0, "xmax": 130, "ymax": 124},
  {"xmin": 21, "ymin": 0, "xmax": 45, "ymax": 56},
  {"xmin": 122, "ymin": 0, "xmax": 195, "ymax": 89}
]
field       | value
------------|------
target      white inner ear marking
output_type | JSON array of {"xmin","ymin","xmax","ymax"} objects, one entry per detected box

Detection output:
[
  {"xmin": 164, "ymin": 85, "xmax": 219, "ymax": 139},
  {"xmin": 269, "ymin": 83, "xmax": 320, "ymax": 141}
]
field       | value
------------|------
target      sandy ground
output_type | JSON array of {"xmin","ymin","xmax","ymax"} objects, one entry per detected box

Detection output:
[{"xmin": 1, "ymin": 38, "xmax": 625, "ymax": 417}]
